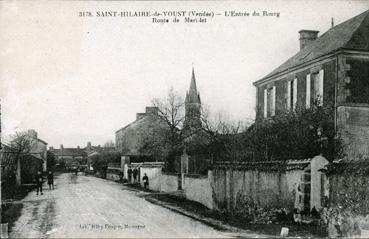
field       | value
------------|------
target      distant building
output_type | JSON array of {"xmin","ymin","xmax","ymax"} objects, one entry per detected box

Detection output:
[
  {"xmin": 253, "ymin": 10, "xmax": 369, "ymax": 158},
  {"xmin": 27, "ymin": 129, "xmax": 48, "ymax": 172},
  {"xmin": 49, "ymin": 144, "xmax": 87, "ymax": 168},
  {"xmin": 115, "ymin": 106, "xmax": 168, "ymax": 157}
]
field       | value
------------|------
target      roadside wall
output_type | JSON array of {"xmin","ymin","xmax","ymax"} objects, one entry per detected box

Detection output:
[
  {"xmin": 139, "ymin": 166, "xmax": 162, "ymax": 191},
  {"xmin": 211, "ymin": 157, "xmax": 329, "ymax": 213},
  {"xmin": 212, "ymin": 167, "xmax": 297, "ymax": 211},
  {"xmin": 326, "ymin": 162, "xmax": 369, "ymax": 238},
  {"xmin": 160, "ymin": 173, "xmax": 179, "ymax": 192},
  {"xmin": 183, "ymin": 172, "xmax": 213, "ymax": 209}
]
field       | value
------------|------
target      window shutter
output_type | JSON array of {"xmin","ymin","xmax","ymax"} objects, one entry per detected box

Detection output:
[
  {"xmin": 293, "ymin": 78, "xmax": 298, "ymax": 111},
  {"xmin": 264, "ymin": 88, "xmax": 268, "ymax": 118},
  {"xmin": 319, "ymin": 69, "xmax": 324, "ymax": 105},
  {"xmin": 287, "ymin": 81, "xmax": 291, "ymax": 111},
  {"xmin": 306, "ymin": 74, "xmax": 311, "ymax": 108},
  {"xmin": 272, "ymin": 86, "xmax": 276, "ymax": 116}
]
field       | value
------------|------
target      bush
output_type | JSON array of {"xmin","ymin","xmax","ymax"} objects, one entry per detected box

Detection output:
[{"xmin": 245, "ymin": 101, "xmax": 342, "ymax": 162}]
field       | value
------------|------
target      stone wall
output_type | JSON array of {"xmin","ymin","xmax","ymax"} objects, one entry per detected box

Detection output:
[
  {"xmin": 139, "ymin": 166, "xmax": 162, "ymax": 191},
  {"xmin": 212, "ymin": 167, "xmax": 298, "ymax": 212},
  {"xmin": 211, "ymin": 157, "xmax": 329, "ymax": 214},
  {"xmin": 338, "ymin": 105, "xmax": 369, "ymax": 158},
  {"xmin": 160, "ymin": 173, "xmax": 179, "ymax": 192},
  {"xmin": 183, "ymin": 172, "xmax": 213, "ymax": 209},
  {"xmin": 326, "ymin": 162, "xmax": 369, "ymax": 238}
]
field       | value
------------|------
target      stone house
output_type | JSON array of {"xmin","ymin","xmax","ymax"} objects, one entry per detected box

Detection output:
[
  {"xmin": 27, "ymin": 129, "xmax": 48, "ymax": 172},
  {"xmin": 253, "ymin": 10, "xmax": 369, "ymax": 158},
  {"xmin": 115, "ymin": 106, "xmax": 169, "ymax": 157}
]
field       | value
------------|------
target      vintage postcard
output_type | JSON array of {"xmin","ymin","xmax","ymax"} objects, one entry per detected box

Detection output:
[{"xmin": 1, "ymin": 0, "xmax": 369, "ymax": 238}]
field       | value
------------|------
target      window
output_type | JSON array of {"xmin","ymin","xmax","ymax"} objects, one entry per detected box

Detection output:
[
  {"xmin": 306, "ymin": 74, "xmax": 311, "ymax": 108},
  {"xmin": 287, "ymin": 78, "xmax": 297, "ymax": 111},
  {"xmin": 311, "ymin": 70, "xmax": 324, "ymax": 105},
  {"xmin": 264, "ymin": 86, "xmax": 276, "ymax": 118}
]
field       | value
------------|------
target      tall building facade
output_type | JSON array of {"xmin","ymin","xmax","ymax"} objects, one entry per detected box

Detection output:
[{"xmin": 253, "ymin": 10, "xmax": 369, "ymax": 158}]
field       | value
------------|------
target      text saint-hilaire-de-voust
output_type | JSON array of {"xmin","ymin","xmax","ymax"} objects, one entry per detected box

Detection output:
[{"xmin": 79, "ymin": 11, "xmax": 215, "ymax": 18}]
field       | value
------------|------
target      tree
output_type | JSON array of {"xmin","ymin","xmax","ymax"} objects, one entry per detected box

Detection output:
[
  {"xmin": 245, "ymin": 100, "xmax": 343, "ymax": 162},
  {"xmin": 103, "ymin": 140, "xmax": 115, "ymax": 148},
  {"xmin": 140, "ymin": 87, "xmax": 186, "ymax": 170},
  {"xmin": 10, "ymin": 131, "xmax": 32, "ymax": 185},
  {"xmin": 47, "ymin": 151, "xmax": 56, "ymax": 171},
  {"xmin": 200, "ymin": 107, "xmax": 251, "ymax": 161}
]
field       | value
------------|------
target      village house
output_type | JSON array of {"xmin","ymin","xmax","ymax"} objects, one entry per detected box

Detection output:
[
  {"xmin": 253, "ymin": 10, "xmax": 369, "ymax": 158},
  {"xmin": 49, "ymin": 144, "xmax": 87, "ymax": 168},
  {"xmin": 115, "ymin": 106, "xmax": 169, "ymax": 157},
  {"xmin": 27, "ymin": 129, "xmax": 48, "ymax": 172}
]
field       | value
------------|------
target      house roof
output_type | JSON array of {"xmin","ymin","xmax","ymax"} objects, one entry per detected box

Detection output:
[
  {"xmin": 36, "ymin": 138, "xmax": 48, "ymax": 145},
  {"xmin": 254, "ymin": 10, "xmax": 369, "ymax": 85},
  {"xmin": 115, "ymin": 113, "xmax": 167, "ymax": 134},
  {"xmin": 51, "ymin": 148, "xmax": 86, "ymax": 157}
]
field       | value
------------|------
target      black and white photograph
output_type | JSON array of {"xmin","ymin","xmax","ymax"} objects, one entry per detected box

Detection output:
[{"xmin": 1, "ymin": 0, "xmax": 369, "ymax": 238}]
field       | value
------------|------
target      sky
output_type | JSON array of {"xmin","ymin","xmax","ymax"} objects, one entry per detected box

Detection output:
[{"xmin": 0, "ymin": 0, "xmax": 368, "ymax": 148}]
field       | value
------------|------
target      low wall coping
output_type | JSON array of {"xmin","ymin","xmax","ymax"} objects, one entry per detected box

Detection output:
[
  {"xmin": 212, "ymin": 159, "xmax": 311, "ymax": 171},
  {"xmin": 185, "ymin": 174, "xmax": 208, "ymax": 179}
]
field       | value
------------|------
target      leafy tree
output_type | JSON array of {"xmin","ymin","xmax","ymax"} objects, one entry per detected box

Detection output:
[{"xmin": 245, "ymin": 100, "xmax": 343, "ymax": 162}]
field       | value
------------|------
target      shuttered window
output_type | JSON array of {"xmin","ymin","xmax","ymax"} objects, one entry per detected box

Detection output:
[
  {"xmin": 306, "ymin": 74, "xmax": 311, "ymax": 108},
  {"xmin": 287, "ymin": 78, "xmax": 297, "ymax": 111}
]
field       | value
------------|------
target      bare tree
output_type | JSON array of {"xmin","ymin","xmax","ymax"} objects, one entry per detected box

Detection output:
[
  {"xmin": 136, "ymin": 87, "xmax": 186, "ymax": 170},
  {"xmin": 103, "ymin": 140, "xmax": 115, "ymax": 148},
  {"xmin": 152, "ymin": 87, "xmax": 185, "ymax": 133},
  {"xmin": 10, "ymin": 131, "xmax": 32, "ymax": 185},
  {"xmin": 200, "ymin": 107, "xmax": 251, "ymax": 161}
]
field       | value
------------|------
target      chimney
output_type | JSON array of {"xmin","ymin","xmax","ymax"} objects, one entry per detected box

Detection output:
[
  {"xmin": 77, "ymin": 146, "xmax": 80, "ymax": 149},
  {"xmin": 28, "ymin": 129, "xmax": 37, "ymax": 139},
  {"xmin": 60, "ymin": 144, "xmax": 64, "ymax": 150},
  {"xmin": 136, "ymin": 113, "xmax": 146, "ymax": 120},
  {"xmin": 49, "ymin": 146, "xmax": 54, "ymax": 151},
  {"xmin": 299, "ymin": 30, "xmax": 319, "ymax": 50},
  {"xmin": 145, "ymin": 106, "xmax": 159, "ymax": 115}
]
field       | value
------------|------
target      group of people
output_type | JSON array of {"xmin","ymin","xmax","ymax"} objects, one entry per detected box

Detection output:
[
  {"xmin": 127, "ymin": 167, "xmax": 139, "ymax": 183},
  {"xmin": 126, "ymin": 167, "xmax": 149, "ymax": 189},
  {"xmin": 35, "ymin": 170, "xmax": 54, "ymax": 195}
]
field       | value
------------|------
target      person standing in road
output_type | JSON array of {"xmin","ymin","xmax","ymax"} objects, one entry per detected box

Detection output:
[
  {"xmin": 142, "ymin": 173, "xmax": 149, "ymax": 189},
  {"xmin": 133, "ymin": 168, "xmax": 138, "ymax": 183},
  {"xmin": 47, "ymin": 171, "xmax": 54, "ymax": 190},
  {"xmin": 127, "ymin": 167, "xmax": 133, "ymax": 183},
  {"xmin": 35, "ymin": 170, "xmax": 44, "ymax": 195}
]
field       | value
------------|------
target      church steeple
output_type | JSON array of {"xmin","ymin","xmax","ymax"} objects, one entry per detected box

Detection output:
[
  {"xmin": 190, "ymin": 67, "xmax": 197, "ymax": 92},
  {"xmin": 186, "ymin": 67, "xmax": 201, "ymax": 104},
  {"xmin": 184, "ymin": 67, "xmax": 202, "ymax": 132}
]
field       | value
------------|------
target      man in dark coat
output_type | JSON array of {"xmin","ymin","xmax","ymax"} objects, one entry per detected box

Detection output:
[
  {"xmin": 142, "ymin": 173, "xmax": 149, "ymax": 189},
  {"xmin": 35, "ymin": 170, "xmax": 43, "ymax": 195},
  {"xmin": 47, "ymin": 171, "xmax": 54, "ymax": 190},
  {"xmin": 127, "ymin": 168, "xmax": 133, "ymax": 183},
  {"xmin": 133, "ymin": 168, "xmax": 138, "ymax": 183}
]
